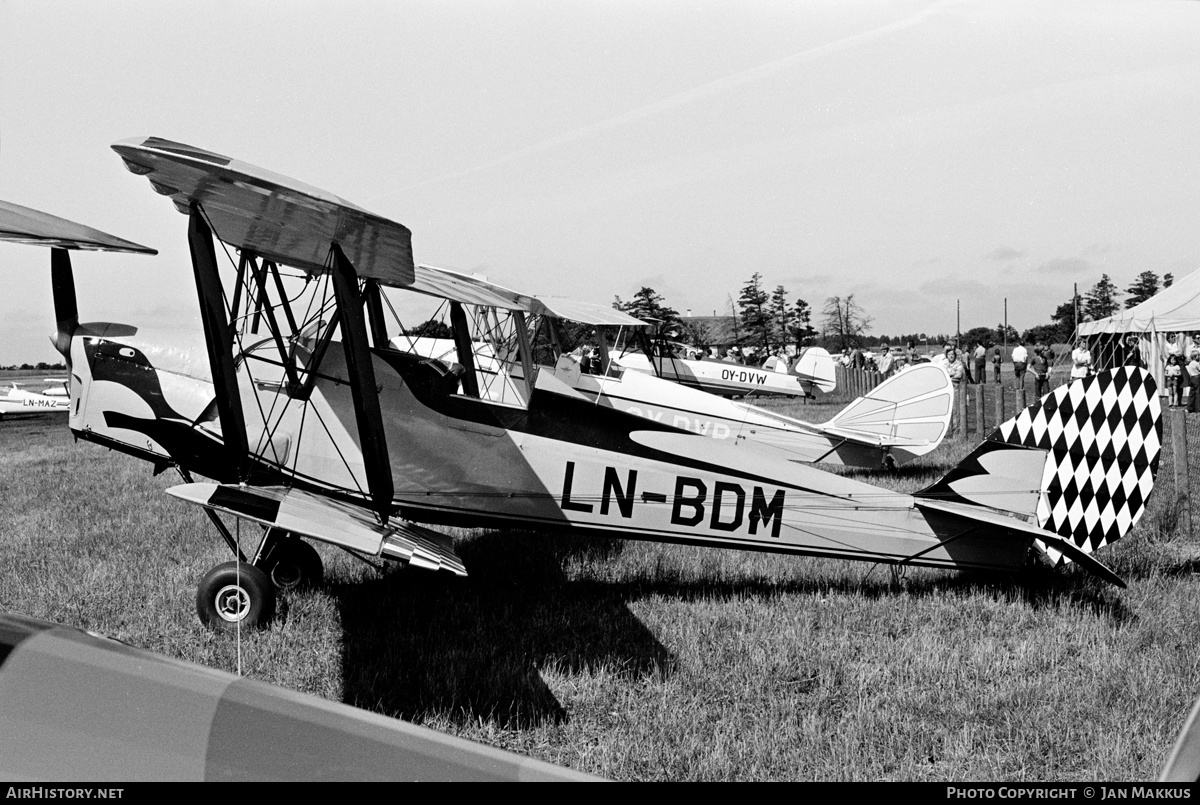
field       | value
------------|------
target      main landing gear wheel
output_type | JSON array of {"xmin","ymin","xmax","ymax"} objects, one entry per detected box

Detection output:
[
  {"xmin": 264, "ymin": 538, "xmax": 324, "ymax": 593},
  {"xmin": 196, "ymin": 561, "xmax": 276, "ymax": 631}
]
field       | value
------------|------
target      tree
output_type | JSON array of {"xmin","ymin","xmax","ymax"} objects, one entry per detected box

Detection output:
[
  {"xmin": 1125, "ymin": 271, "xmax": 1160, "ymax": 308},
  {"xmin": 1084, "ymin": 274, "xmax": 1120, "ymax": 321},
  {"xmin": 737, "ymin": 273, "xmax": 773, "ymax": 352},
  {"xmin": 1051, "ymin": 294, "xmax": 1081, "ymax": 341},
  {"xmin": 962, "ymin": 326, "xmax": 996, "ymax": 347},
  {"xmin": 791, "ymin": 298, "xmax": 817, "ymax": 347},
  {"xmin": 613, "ymin": 287, "xmax": 680, "ymax": 329},
  {"xmin": 820, "ymin": 295, "xmax": 872, "ymax": 352},
  {"xmin": 403, "ymin": 319, "xmax": 452, "ymax": 338},
  {"xmin": 1022, "ymin": 323, "xmax": 1062, "ymax": 346},
  {"xmin": 768, "ymin": 285, "xmax": 794, "ymax": 351},
  {"xmin": 1165, "ymin": 273, "xmax": 1175, "ymax": 288},
  {"xmin": 994, "ymin": 323, "xmax": 1019, "ymax": 345}
]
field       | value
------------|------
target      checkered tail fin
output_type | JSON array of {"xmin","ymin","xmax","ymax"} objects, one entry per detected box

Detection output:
[{"xmin": 916, "ymin": 366, "xmax": 1162, "ymax": 563}]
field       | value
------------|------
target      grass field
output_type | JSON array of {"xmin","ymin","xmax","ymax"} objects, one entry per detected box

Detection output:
[{"xmin": 2, "ymin": 397, "xmax": 1198, "ymax": 781}]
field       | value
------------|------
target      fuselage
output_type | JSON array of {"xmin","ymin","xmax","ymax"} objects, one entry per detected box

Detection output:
[
  {"xmin": 65, "ymin": 324, "xmax": 1031, "ymax": 575},
  {"xmin": 0, "ymin": 383, "xmax": 69, "ymax": 417}
]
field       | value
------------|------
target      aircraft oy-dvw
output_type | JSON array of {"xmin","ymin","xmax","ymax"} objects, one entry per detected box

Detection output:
[{"xmin": 0, "ymin": 137, "xmax": 1162, "ymax": 630}]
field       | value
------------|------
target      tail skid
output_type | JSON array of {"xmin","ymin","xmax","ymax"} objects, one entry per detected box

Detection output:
[{"xmin": 916, "ymin": 366, "xmax": 1162, "ymax": 577}]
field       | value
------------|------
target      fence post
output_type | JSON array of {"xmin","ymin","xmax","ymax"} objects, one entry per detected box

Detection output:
[
  {"xmin": 1171, "ymin": 406, "xmax": 1191, "ymax": 539},
  {"xmin": 958, "ymin": 384, "xmax": 969, "ymax": 440},
  {"xmin": 1015, "ymin": 388, "xmax": 1027, "ymax": 411},
  {"xmin": 974, "ymin": 385, "xmax": 985, "ymax": 437},
  {"xmin": 994, "ymin": 384, "xmax": 1005, "ymax": 429}
]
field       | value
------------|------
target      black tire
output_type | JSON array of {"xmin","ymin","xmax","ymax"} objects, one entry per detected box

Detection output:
[
  {"xmin": 196, "ymin": 561, "xmax": 276, "ymax": 631},
  {"xmin": 264, "ymin": 538, "xmax": 324, "ymax": 592}
]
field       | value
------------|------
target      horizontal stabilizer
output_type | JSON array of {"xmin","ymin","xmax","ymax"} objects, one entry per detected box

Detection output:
[
  {"xmin": 913, "ymin": 497, "xmax": 1125, "ymax": 587},
  {"xmin": 918, "ymin": 366, "xmax": 1161, "ymax": 564},
  {"xmin": 0, "ymin": 199, "xmax": 156, "ymax": 254},
  {"xmin": 823, "ymin": 363, "xmax": 952, "ymax": 454},
  {"xmin": 166, "ymin": 483, "xmax": 466, "ymax": 575}
]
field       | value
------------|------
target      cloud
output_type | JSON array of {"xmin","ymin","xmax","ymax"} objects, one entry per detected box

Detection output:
[
  {"xmin": 918, "ymin": 276, "xmax": 991, "ymax": 297},
  {"xmin": 986, "ymin": 246, "xmax": 1025, "ymax": 260},
  {"xmin": 1037, "ymin": 257, "xmax": 1093, "ymax": 275}
]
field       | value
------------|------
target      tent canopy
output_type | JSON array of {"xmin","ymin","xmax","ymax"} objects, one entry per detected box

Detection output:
[{"xmin": 1078, "ymin": 269, "xmax": 1200, "ymax": 335}]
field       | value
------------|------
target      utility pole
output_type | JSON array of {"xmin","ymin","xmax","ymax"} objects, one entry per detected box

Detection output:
[
  {"xmin": 1003, "ymin": 298, "xmax": 1008, "ymax": 354},
  {"xmin": 956, "ymin": 299, "xmax": 961, "ymax": 348}
]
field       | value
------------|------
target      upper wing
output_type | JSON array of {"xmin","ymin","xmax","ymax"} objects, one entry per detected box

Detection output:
[
  {"xmin": 411, "ymin": 264, "xmax": 648, "ymax": 326},
  {"xmin": 534, "ymin": 296, "xmax": 648, "ymax": 327},
  {"xmin": 112, "ymin": 137, "xmax": 413, "ymax": 286},
  {"xmin": 410, "ymin": 264, "xmax": 537, "ymax": 310},
  {"xmin": 0, "ymin": 199, "xmax": 156, "ymax": 254}
]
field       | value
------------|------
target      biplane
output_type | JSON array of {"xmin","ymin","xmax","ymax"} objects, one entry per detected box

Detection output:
[
  {"xmin": 3, "ymin": 136, "xmax": 1162, "ymax": 631},
  {"xmin": 394, "ymin": 264, "xmax": 954, "ymax": 468}
]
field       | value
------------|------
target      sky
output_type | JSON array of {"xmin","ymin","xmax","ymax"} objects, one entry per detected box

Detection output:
[{"xmin": 2, "ymin": 0, "xmax": 1199, "ymax": 363}]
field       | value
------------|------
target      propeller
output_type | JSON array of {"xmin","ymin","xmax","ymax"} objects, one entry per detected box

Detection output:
[{"xmin": 50, "ymin": 248, "xmax": 78, "ymax": 366}]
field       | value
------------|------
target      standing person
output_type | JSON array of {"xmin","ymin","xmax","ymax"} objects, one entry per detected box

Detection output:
[
  {"xmin": 946, "ymin": 348, "xmax": 966, "ymax": 434},
  {"xmin": 1166, "ymin": 354, "xmax": 1184, "ymax": 407},
  {"xmin": 1123, "ymin": 335, "xmax": 1144, "ymax": 368},
  {"xmin": 907, "ymin": 340, "xmax": 920, "ymax": 365},
  {"xmin": 992, "ymin": 344, "xmax": 1002, "ymax": 384},
  {"xmin": 1030, "ymin": 347, "xmax": 1050, "ymax": 397},
  {"xmin": 973, "ymin": 342, "xmax": 986, "ymax": 385},
  {"xmin": 1188, "ymin": 351, "xmax": 1200, "ymax": 412},
  {"xmin": 877, "ymin": 345, "xmax": 894, "ymax": 376},
  {"xmin": 1070, "ymin": 342, "xmax": 1092, "ymax": 380},
  {"xmin": 1011, "ymin": 340, "xmax": 1028, "ymax": 389}
]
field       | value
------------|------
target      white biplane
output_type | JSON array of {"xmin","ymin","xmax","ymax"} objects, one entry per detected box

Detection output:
[
  {"xmin": 394, "ymin": 264, "xmax": 954, "ymax": 468},
  {"xmin": 2, "ymin": 137, "xmax": 1163, "ymax": 631}
]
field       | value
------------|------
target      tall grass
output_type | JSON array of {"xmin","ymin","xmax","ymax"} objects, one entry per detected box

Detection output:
[{"xmin": 1, "ymin": 410, "xmax": 1197, "ymax": 781}]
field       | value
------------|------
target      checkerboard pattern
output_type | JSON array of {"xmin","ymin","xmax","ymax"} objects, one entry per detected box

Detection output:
[{"xmin": 992, "ymin": 366, "xmax": 1161, "ymax": 561}]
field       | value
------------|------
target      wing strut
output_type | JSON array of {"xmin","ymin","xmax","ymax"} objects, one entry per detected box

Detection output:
[
  {"xmin": 363, "ymin": 280, "xmax": 390, "ymax": 349},
  {"xmin": 330, "ymin": 244, "xmax": 394, "ymax": 524},
  {"xmin": 188, "ymin": 206, "xmax": 251, "ymax": 481}
]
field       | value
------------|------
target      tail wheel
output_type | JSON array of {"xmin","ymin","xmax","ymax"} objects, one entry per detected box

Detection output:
[
  {"xmin": 264, "ymin": 538, "xmax": 324, "ymax": 593},
  {"xmin": 196, "ymin": 561, "xmax": 276, "ymax": 631}
]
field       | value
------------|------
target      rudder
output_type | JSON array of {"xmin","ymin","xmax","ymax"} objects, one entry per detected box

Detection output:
[{"xmin": 917, "ymin": 366, "xmax": 1162, "ymax": 563}]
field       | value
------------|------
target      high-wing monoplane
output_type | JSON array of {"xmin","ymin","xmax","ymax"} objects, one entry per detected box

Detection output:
[
  {"xmin": 394, "ymin": 264, "xmax": 953, "ymax": 468},
  {"xmin": 0, "ymin": 380, "xmax": 69, "ymax": 418},
  {"xmin": 6, "ymin": 137, "xmax": 1162, "ymax": 631},
  {"xmin": 611, "ymin": 335, "xmax": 837, "ymax": 399}
]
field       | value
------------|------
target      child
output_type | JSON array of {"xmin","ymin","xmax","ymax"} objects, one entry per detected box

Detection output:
[
  {"xmin": 1188, "ymin": 352, "xmax": 1200, "ymax": 412},
  {"xmin": 1166, "ymin": 355, "xmax": 1184, "ymax": 407}
]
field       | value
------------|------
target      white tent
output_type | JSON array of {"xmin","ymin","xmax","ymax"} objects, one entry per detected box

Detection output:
[{"xmin": 1077, "ymin": 268, "xmax": 1200, "ymax": 392}]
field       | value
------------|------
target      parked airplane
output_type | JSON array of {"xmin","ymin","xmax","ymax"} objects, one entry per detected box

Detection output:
[
  {"xmin": 395, "ymin": 264, "xmax": 953, "ymax": 468},
  {"xmin": 3, "ymin": 137, "xmax": 1163, "ymax": 632},
  {"xmin": 0, "ymin": 380, "xmax": 70, "ymax": 418},
  {"xmin": 611, "ymin": 336, "xmax": 837, "ymax": 399}
]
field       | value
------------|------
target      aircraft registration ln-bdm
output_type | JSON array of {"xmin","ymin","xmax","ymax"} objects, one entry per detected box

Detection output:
[{"xmin": 0, "ymin": 136, "xmax": 1162, "ymax": 631}]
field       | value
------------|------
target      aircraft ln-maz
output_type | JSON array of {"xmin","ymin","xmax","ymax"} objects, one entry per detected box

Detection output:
[{"xmin": 0, "ymin": 137, "xmax": 1162, "ymax": 630}]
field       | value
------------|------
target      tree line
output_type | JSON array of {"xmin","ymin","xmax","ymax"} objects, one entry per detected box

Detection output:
[{"xmin": 612, "ymin": 269, "xmax": 1178, "ymax": 355}]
